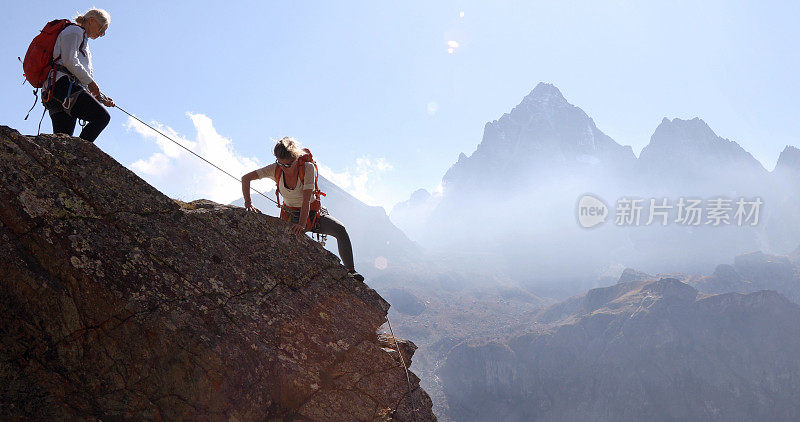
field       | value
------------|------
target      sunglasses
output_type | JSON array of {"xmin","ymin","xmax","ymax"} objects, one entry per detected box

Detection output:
[{"xmin": 276, "ymin": 160, "xmax": 292, "ymax": 168}]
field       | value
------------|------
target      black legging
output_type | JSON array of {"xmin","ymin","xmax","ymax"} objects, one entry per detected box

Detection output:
[
  {"xmin": 290, "ymin": 211, "xmax": 355, "ymax": 270},
  {"xmin": 47, "ymin": 76, "xmax": 110, "ymax": 142},
  {"xmin": 315, "ymin": 215, "xmax": 355, "ymax": 270}
]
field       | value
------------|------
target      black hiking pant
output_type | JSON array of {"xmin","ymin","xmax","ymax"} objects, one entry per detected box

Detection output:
[
  {"xmin": 288, "ymin": 211, "xmax": 355, "ymax": 270},
  {"xmin": 46, "ymin": 76, "xmax": 110, "ymax": 142}
]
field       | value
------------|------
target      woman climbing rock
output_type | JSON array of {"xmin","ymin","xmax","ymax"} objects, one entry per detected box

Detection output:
[
  {"xmin": 241, "ymin": 137, "xmax": 365, "ymax": 282},
  {"xmin": 43, "ymin": 8, "xmax": 115, "ymax": 142}
]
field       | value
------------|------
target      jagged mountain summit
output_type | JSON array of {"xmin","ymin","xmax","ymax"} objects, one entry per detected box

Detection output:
[
  {"xmin": 637, "ymin": 117, "xmax": 768, "ymax": 193},
  {"xmin": 441, "ymin": 82, "xmax": 635, "ymax": 195},
  {"xmin": 440, "ymin": 275, "xmax": 800, "ymax": 422},
  {"xmin": 0, "ymin": 127, "xmax": 436, "ymax": 421},
  {"xmin": 775, "ymin": 145, "xmax": 800, "ymax": 177},
  {"xmin": 392, "ymin": 82, "xmax": 638, "ymax": 256}
]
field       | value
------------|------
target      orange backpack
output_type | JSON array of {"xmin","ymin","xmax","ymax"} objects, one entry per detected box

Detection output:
[{"xmin": 273, "ymin": 148, "xmax": 326, "ymax": 230}]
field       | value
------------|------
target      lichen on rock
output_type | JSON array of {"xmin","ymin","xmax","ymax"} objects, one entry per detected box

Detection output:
[{"xmin": 0, "ymin": 126, "xmax": 436, "ymax": 421}]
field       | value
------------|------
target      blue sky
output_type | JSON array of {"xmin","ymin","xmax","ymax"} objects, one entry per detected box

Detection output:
[{"xmin": 3, "ymin": 1, "xmax": 798, "ymax": 210}]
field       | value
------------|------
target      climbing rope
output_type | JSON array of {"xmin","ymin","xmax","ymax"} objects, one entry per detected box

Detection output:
[
  {"xmin": 386, "ymin": 316, "xmax": 419, "ymax": 422},
  {"xmin": 117, "ymin": 106, "xmax": 416, "ymax": 418},
  {"xmin": 115, "ymin": 105, "xmax": 277, "ymax": 207}
]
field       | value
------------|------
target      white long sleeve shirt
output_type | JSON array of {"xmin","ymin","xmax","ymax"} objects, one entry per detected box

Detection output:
[{"xmin": 52, "ymin": 24, "xmax": 94, "ymax": 87}]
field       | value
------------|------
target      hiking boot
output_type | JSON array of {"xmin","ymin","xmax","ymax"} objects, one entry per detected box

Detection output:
[{"xmin": 348, "ymin": 269, "xmax": 364, "ymax": 282}]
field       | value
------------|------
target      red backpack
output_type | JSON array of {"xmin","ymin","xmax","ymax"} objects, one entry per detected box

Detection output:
[
  {"xmin": 22, "ymin": 19, "xmax": 75, "ymax": 89},
  {"xmin": 273, "ymin": 148, "xmax": 327, "ymax": 230}
]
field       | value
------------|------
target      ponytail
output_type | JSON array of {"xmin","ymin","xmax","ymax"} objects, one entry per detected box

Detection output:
[{"xmin": 75, "ymin": 8, "xmax": 111, "ymax": 27}]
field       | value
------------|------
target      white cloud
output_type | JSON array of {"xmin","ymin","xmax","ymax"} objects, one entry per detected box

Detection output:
[
  {"xmin": 126, "ymin": 113, "xmax": 270, "ymax": 204},
  {"xmin": 317, "ymin": 157, "xmax": 393, "ymax": 206},
  {"xmin": 127, "ymin": 113, "xmax": 396, "ymax": 208},
  {"xmin": 130, "ymin": 152, "xmax": 170, "ymax": 175}
]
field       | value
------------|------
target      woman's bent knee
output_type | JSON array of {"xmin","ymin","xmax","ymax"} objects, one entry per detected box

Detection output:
[{"xmin": 331, "ymin": 222, "xmax": 349, "ymax": 239}]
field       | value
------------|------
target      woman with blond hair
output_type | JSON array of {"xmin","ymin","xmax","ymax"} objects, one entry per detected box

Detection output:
[
  {"xmin": 241, "ymin": 137, "xmax": 365, "ymax": 282},
  {"xmin": 44, "ymin": 8, "xmax": 115, "ymax": 142}
]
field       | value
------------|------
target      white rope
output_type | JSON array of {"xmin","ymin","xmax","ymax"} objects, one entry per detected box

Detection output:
[
  {"xmin": 115, "ymin": 105, "xmax": 277, "ymax": 206},
  {"xmin": 386, "ymin": 316, "xmax": 419, "ymax": 422}
]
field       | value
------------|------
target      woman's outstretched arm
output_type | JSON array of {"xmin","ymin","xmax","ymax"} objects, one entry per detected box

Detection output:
[{"xmin": 241, "ymin": 170, "xmax": 261, "ymax": 213}]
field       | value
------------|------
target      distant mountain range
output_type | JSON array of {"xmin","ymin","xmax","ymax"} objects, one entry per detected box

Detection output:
[
  {"xmin": 391, "ymin": 82, "xmax": 800, "ymax": 292},
  {"xmin": 689, "ymin": 250, "xmax": 800, "ymax": 304},
  {"xmin": 441, "ymin": 269, "xmax": 800, "ymax": 421}
]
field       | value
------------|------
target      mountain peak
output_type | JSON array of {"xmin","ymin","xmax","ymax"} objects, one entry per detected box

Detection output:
[
  {"xmin": 775, "ymin": 145, "xmax": 800, "ymax": 173},
  {"xmin": 439, "ymin": 83, "xmax": 635, "ymax": 194},
  {"xmin": 654, "ymin": 117, "xmax": 716, "ymax": 137},
  {"xmin": 640, "ymin": 116, "xmax": 766, "ymax": 176},
  {"xmin": 520, "ymin": 82, "xmax": 568, "ymax": 107},
  {"xmin": 409, "ymin": 188, "xmax": 431, "ymax": 202}
]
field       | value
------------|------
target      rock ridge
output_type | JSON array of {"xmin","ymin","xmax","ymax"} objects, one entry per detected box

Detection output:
[
  {"xmin": 441, "ymin": 276, "xmax": 800, "ymax": 421},
  {"xmin": 0, "ymin": 126, "xmax": 435, "ymax": 421}
]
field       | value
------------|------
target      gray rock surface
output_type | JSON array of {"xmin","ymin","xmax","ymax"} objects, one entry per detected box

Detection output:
[{"xmin": 0, "ymin": 126, "xmax": 436, "ymax": 421}]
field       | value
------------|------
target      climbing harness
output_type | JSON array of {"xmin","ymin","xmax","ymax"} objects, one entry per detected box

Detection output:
[
  {"xmin": 314, "ymin": 208, "xmax": 329, "ymax": 246},
  {"xmin": 386, "ymin": 316, "xmax": 419, "ymax": 422},
  {"xmin": 115, "ymin": 105, "xmax": 278, "ymax": 207},
  {"xmin": 25, "ymin": 62, "xmax": 83, "ymax": 135},
  {"xmin": 280, "ymin": 205, "xmax": 330, "ymax": 246}
]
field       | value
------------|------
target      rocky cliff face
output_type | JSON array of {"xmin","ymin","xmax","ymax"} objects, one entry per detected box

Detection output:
[
  {"xmin": 441, "ymin": 276, "xmax": 800, "ymax": 422},
  {"xmin": 370, "ymin": 266, "xmax": 549, "ymax": 421},
  {"xmin": 0, "ymin": 127, "xmax": 435, "ymax": 421}
]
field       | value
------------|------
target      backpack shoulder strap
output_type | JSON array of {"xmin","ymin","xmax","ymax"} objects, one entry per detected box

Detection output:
[
  {"xmin": 298, "ymin": 161, "xmax": 306, "ymax": 186},
  {"xmin": 300, "ymin": 152, "xmax": 325, "ymax": 198},
  {"xmin": 299, "ymin": 148, "xmax": 325, "ymax": 197},
  {"xmin": 310, "ymin": 161, "xmax": 324, "ymax": 197},
  {"xmin": 273, "ymin": 165, "xmax": 282, "ymax": 207},
  {"xmin": 47, "ymin": 20, "xmax": 80, "ymax": 64}
]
